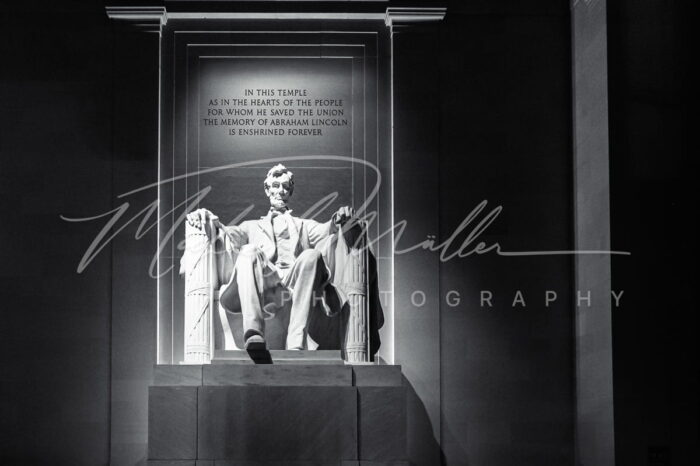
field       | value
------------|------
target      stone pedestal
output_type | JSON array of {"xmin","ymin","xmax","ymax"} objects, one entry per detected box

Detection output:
[{"xmin": 148, "ymin": 358, "xmax": 406, "ymax": 465}]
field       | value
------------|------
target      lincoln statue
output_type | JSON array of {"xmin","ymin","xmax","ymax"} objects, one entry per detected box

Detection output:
[{"xmin": 185, "ymin": 164, "xmax": 355, "ymax": 351}]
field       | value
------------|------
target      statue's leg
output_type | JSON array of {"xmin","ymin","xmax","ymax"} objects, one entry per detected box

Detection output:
[
  {"xmin": 235, "ymin": 244, "xmax": 271, "ymax": 342},
  {"xmin": 283, "ymin": 249, "xmax": 328, "ymax": 350}
]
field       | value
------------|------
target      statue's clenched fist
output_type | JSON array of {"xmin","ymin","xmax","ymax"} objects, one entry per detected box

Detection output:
[
  {"xmin": 186, "ymin": 208, "xmax": 220, "ymax": 232},
  {"xmin": 332, "ymin": 206, "xmax": 355, "ymax": 226}
]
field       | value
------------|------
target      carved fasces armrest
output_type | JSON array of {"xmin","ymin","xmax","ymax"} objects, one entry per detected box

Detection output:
[
  {"xmin": 180, "ymin": 219, "xmax": 249, "ymax": 362},
  {"xmin": 179, "ymin": 219, "xmax": 247, "ymax": 280},
  {"xmin": 180, "ymin": 220, "xmax": 219, "ymax": 364},
  {"xmin": 179, "ymin": 221, "xmax": 212, "ymax": 276},
  {"xmin": 320, "ymin": 221, "xmax": 371, "ymax": 363}
]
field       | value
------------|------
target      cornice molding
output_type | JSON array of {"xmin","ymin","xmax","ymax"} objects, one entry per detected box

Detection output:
[
  {"xmin": 105, "ymin": 6, "xmax": 168, "ymax": 32},
  {"xmin": 384, "ymin": 7, "xmax": 446, "ymax": 27},
  {"xmin": 105, "ymin": 4, "xmax": 447, "ymax": 29}
]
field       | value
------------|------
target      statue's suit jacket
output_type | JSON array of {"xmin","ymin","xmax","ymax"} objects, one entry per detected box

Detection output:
[
  {"xmin": 215, "ymin": 211, "xmax": 343, "ymax": 318},
  {"xmin": 222, "ymin": 211, "xmax": 335, "ymax": 267}
]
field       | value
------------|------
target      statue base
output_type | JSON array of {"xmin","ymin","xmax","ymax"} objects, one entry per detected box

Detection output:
[{"xmin": 148, "ymin": 360, "xmax": 407, "ymax": 465}]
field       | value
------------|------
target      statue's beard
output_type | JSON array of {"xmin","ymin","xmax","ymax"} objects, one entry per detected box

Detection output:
[{"xmin": 269, "ymin": 197, "xmax": 288, "ymax": 210}]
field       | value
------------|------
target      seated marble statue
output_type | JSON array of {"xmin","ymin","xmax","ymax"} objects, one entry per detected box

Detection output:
[{"xmin": 186, "ymin": 164, "xmax": 364, "ymax": 352}]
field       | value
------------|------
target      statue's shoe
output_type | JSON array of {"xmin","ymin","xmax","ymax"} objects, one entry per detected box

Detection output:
[{"xmin": 244, "ymin": 334, "xmax": 266, "ymax": 351}]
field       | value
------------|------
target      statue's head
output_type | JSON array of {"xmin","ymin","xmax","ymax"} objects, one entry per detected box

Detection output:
[{"xmin": 263, "ymin": 164, "xmax": 294, "ymax": 210}]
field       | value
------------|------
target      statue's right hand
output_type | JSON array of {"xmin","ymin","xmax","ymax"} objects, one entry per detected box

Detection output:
[{"xmin": 186, "ymin": 208, "xmax": 218, "ymax": 231}]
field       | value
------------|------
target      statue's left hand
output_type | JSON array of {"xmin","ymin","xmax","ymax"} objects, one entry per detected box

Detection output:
[
  {"xmin": 186, "ymin": 208, "xmax": 221, "ymax": 233},
  {"xmin": 332, "ymin": 206, "xmax": 355, "ymax": 226}
]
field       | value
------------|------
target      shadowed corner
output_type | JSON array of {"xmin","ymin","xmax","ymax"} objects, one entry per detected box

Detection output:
[
  {"xmin": 439, "ymin": 412, "xmax": 469, "ymax": 466},
  {"xmin": 403, "ymin": 374, "xmax": 445, "ymax": 465}
]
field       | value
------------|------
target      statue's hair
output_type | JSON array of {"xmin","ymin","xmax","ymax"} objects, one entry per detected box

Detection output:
[{"xmin": 263, "ymin": 163, "xmax": 294, "ymax": 191}]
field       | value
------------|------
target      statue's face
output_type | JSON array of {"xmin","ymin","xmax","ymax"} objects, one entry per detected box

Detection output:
[{"xmin": 264, "ymin": 173, "xmax": 293, "ymax": 209}]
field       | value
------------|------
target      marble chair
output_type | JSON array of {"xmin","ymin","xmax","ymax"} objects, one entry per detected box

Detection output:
[{"xmin": 181, "ymin": 219, "xmax": 378, "ymax": 363}]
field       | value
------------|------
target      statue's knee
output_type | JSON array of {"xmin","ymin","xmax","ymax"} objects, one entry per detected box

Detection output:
[
  {"xmin": 297, "ymin": 249, "xmax": 323, "ymax": 270},
  {"xmin": 238, "ymin": 244, "xmax": 262, "ymax": 261},
  {"xmin": 240, "ymin": 244, "xmax": 259, "ymax": 255},
  {"xmin": 298, "ymin": 248, "xmax": 322, "ymax": 263}
]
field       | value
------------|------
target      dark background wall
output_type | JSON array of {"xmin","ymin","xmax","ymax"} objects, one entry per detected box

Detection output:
[
  {"xmin": 0, "ymin": 1, "xmax": 694, "ymax": 465},
  {"xmin": 0, "ymin": 2, "xmax": 160, "ymax": 465},
  {"xmin": 0, "ymin": 3, "xmax": 114, "ymax": 465},
  {"xmin": 607, "ymin": 1, "xmax": 696, "ymax": 465},
  {"xmin": 438, "ymin": 2, "xmax": 574, "ymax": 464}
]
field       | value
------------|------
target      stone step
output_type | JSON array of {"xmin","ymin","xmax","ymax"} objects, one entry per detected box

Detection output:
[
  {"xmin": 147, "ymin": 460, "xmax": 410, "ymax": 465},
  {"xmin": 153, "ymin": 364, "xmax": 402, "ymax": 387},
  {"xmin": 212, "ymin": 349, "xmax": 344, "ymax": 365},
  {"xmin": 205, "ymin": 364, "xmax": 352, "ymax": 386}
]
